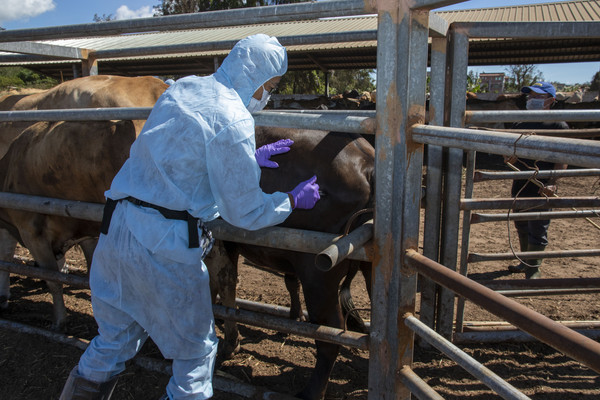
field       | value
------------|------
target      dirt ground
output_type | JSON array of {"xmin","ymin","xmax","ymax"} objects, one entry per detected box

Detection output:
[{"xmin": 1, "ymin": 158, "xmax": 599, "ymax": 399}]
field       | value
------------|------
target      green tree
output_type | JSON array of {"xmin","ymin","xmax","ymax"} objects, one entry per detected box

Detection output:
[
  {"xmin": 0, "ymin": 67, "xmax": 57, "ymax": 89},
  {"xmin": 466, "ymin": 70, "xmax": 481, "ymax": 93},
  {"xmin": 504, "ymin": 64, "xmax": 544, "ymax": 92},
  {"xmin": 590, "ymin": 71, "xmax": 600, "ymax": 91},
  {"xmin": 328, "ymin": 69, "xmax": 375, "ymax": 95}
]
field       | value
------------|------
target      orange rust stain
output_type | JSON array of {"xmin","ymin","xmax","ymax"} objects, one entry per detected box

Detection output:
[{"xmin": 406, "ymin": 104, "xmax": 425, "ymax": 166}]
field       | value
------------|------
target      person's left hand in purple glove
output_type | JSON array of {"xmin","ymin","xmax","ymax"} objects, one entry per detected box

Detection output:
[{"xmin": 255, "ymin": 139, "xmax": 293, "ymax": 168}]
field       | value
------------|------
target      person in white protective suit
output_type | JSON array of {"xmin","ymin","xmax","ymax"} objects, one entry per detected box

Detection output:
[{"xmin": 59, "ymin": 34, "xmax": 320, "ymax": 400}]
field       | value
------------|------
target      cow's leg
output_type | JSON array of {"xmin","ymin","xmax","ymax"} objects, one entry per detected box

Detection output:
[
  {"xmin": 20, "ymin": 235, "xmax": 67, "ymax": 330},
  {"xmin": 284, "ymin": 274, "xmax": 305, "ymax": 321},
  {"xmin": 78, "ymin": 238, "xmax": 98, "ymax": 274},
  {"xmin": 339, "ymin": 260, "xmax": 368, "ymax": 333},
  {"xmin": 0, "ymin": 229, "xmax": 17, "ymax": 309},
  {"xmin": 206, "ymin": 240, "xmax": 240, "ymax": 357},
  {"xmin": 296, "ymin": 263, "xmax": 345, "ymax": 400}
]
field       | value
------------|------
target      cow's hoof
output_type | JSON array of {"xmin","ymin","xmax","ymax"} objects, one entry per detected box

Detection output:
[{"xmin": 217, "ymin": 340, "xmax": 240, "ymax": 360}]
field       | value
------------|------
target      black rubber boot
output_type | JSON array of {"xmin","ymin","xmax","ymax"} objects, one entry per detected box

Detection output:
[
  {"xmin": 508, "ymin": 232, "xmax": 529, "ymax": 273},
  {"xmin": 59, "ymin": 367, "xmax": 119, "ymax": 400},
  {"xmin": 524, "ymin": 244, "xmax": 545, "ymax": 280}
]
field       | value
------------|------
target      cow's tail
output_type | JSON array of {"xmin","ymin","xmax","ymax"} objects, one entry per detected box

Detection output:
[{"xmin": 340, "ymin": 260, "xmax": 369, "ymax": 333}]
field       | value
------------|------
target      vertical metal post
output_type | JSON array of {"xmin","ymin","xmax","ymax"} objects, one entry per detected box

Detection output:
[
  {"xmin": 455, "ymin": 149, "xmax": 476, "ymax": 332},
  {"xmin": 437, "ymin": 28, "xmax": 469, "ymax": 339},
  {"xmin": 420, "ymin": 36, "xmax": 447, "ymax": 331},
  {"xmin": 370, "ymin": 1, "xmax": 429, "ymax": 398},
  {"xmin": 82, "ymin": 53, "xmax": 98, "ymax": 76}
]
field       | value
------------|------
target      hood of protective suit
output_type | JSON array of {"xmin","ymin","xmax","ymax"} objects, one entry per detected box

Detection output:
[{"xmin": 218, "ymin": 34, "xmax": 287, "ymax": 108}]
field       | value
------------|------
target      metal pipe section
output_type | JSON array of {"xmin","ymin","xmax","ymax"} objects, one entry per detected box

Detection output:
[
  {"xmin": 0, "ymin": 191, "xmax": 371, "ymax": 262},
  {"xmin": 0, "ymin": 107, "xmax": 151, "ymax": 122},
  {"xmin": 497, "ymin": 288, "xmax": 600, "ymax": 297},
  {"xmin": 454, "ymin": 329, "xmax": 600, "ymax": 345},
  {"xmin": 473, "ymin": 169, "xmax": 600, "ymax": 182},
  {"xmin": 315, "ymin": 219, "xmax": 373, "ymax": 271},
  {"xmin": 212, "ymin": 304, "xmax": 369, "ymax": 350},
  {"xmin": 412, "ymin": 124, "xmax": 600, "ymax": 168},
  {"xmin": 468, "ymin": 249, "xmax": 600, "ymax": 263},
  {"xmin": 451, "ymin": 21, "xmax": 600, "ymax": 39},
  {"xmin": 254, "ymin": 111, "xmax": 376, "ymax": 135},
  {"xmin": 465, "ymin": 110, "xmax": 600, "ymax": 124},
  {"xmin": 479, "ymin": 277, "xmax": 600, "ymax": 290},
  {"xmin": 463, "ymin": 321, "xmax": 600, "ymax": 331},
  {"xmin": 0, "ymin": 0, "xmax": 372, "ymax": 42},
  {"xmin": 0, "ymin": 260, "xmax": 89, "ymax": 288},
  {"xmin": 471, "ymin": 209, "xmax": 600, "ymax": 223},
  {"xmin": 404, "ymin": 315, "xmax": 531, "ymax": 400},
  {"xmin": 93, "ymin": 31, "xmax": 378, "ymax": 59},
  {"xmin": 461, "ymin": 197, "xmax": 600, "ymax": 210},
  {"xmin": 233, "ymin": 297, "xmax": 308, "ymax": 320},
  {"xmin": 405, "ymin": 249, "xmax": 600, "ymax": 374},
  {"xmin": 396, "ymin": 366, "xmax": 444, "ymax": 400},
  {"xmin": 470, "ymin": 127, "xmax": 600, "ymax": 139},
  {"xmin": 0, "ymin": 108, "xmax": 376, "ymax": 135}
]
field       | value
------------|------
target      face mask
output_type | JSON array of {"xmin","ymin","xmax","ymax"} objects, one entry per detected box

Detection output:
[
  {"xmin": 526, "ymin": 97, "xmax": 547, "ymax": 110},
  {"xmin": 247, "ymin": 85, "xmax": 271, "ymax": 113}
]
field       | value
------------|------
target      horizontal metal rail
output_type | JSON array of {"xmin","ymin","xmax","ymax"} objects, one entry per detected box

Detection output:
[
  {"xmin": 213, "ymin": 304, "xmax": 369, "ymax": 350},
  {"xmin": 461, "ymin": 197, "xmax": 600, "ymax": 210},
  {"xmin": 454, "ymin": 329, "xmax": 600, "ymax": 344},
  {"xmin": 451, "ymin": 21, "xmax": 600, "ymax": 39},
  {"xmin": 463, "ymin": 320, "xmax": 600, "ymax": 331},
  {"xmin": 465, "ymin": 109, "xmax": 600, "ymax": 124},
  {"xmin": 496, "ymin": 288, "xmax": 600, "ymax": 297},
  {"xmin": 0, "ymin": 259, "xmax": 368, "ymax": 349},
  {"xmin": 473, "ymin": 169, "xmax": 600, "ymax": 182},
  {"xmin": 471, "ymin": 209, "xmax": 600, "ymax": 223},
  {"xmin": 478, "ymin": 277, "xmax": 600, "ymax": 290},
  {"xmin": 0, "ymin": 108, "xmax": 375, "ymax": 135},
  {"xmin": 0, "ymin": 192, "xmax": 371, "ymax": 262},
  {"xmin": 405, "ymin": 249, "xmax": 600, "ymax": 374},
  {"xmin": 404, "ymin": 314, "xmax": 530, "ymax": 400},
  {"xmin": 468, "ymin": 249, "xmax": 600, "ymax": 263},
  {"xmin": 315, "ymin": 219, "xmax": 373, "ymax": 271},
  {"xmin": 412, "ymin": 124, "xmax": 600, "ymax": 168},
  {"xmin": 0, "ymin": 0, "xmax": 372, "ymax": 42},
  {"xmin": 470, "ymin": 127, "xmax": 600, "ymax": 139}
]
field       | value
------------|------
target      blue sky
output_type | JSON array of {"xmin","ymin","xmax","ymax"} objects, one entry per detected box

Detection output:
[{"xmin": 1, "ymin": 0, "xmax": 598, "ymax": 85}]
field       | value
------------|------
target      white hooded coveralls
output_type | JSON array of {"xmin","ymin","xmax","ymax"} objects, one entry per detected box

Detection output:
[{"xmin": 76, "ymin": 34, "xmax": 291, "ymax": 400}]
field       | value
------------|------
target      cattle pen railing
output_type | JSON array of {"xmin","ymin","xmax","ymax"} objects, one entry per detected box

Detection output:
[{"xmin": 1, "ymin": 0, "xmax": 600, "ymax": 399}]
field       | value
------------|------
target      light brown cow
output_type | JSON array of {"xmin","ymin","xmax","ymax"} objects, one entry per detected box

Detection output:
[{"xmin": 0, "ymin": 76, "xmax": 168, "ymax": 326}]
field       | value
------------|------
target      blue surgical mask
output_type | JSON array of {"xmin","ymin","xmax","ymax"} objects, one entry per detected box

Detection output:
[
  {"xmin": 247, "ymin": 85, "xmax": 271, "ymax": 113},
  {"xmin": 526, "ymin": 98, "xmax": 547, "ymax": 110}
]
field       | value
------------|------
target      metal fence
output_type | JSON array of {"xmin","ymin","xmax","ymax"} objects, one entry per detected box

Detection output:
[{"xmin": 0, "ymin": 1, "xmax": 599, "ymax": 399}]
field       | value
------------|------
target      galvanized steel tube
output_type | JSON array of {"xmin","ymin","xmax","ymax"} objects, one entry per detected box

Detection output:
[
  {"xmin": 0, "ymin": 260, "xmax": 89, "ymax": 288},
  {"xmin": 471, "ymin": 209, "xmax": 600, "ymax": 223},
  {"xmin": 0, "ymin": 107, "xmax": 151, "ymax": 122},
  {"xmin": 466, "ymin": 110, "xmax": 600, "ymax": 124},
  {"xmin": 212, "ymin": 304, "xmax": 369, "ymax": 350},
  {"xmin": 454, "ymin": 329, "xmax": 600, "ymax": 344},
  {"xmin": 254, "ymin": 111, "xmax": 376, "ymax": 135},
  {"xmin": 412, "ymin": 124, "xmax": 600, "ymax": 168},
  {"xmin": 461, "ymin": 197, "xmax": 600, "ymax": 210},
  {"xmin": 404, "ymin": 315, "xmax": 531, "ymax": 400},
  {"xmin": 406, "ymin": 249, "xmax": 600, "ymax": 374},
  {"xmin": 0, "ymin": 0, "xmax": 372, "ymax": 42},
  {"xmin": 314, "ymin": 219, "xmax": 373, "ymax": 271},
  {"xmin": 474, "ymin": 169, "xmax": 600, "ymax": 182},
  {"xmin": 468, "ymin": 249, "xmax": 600, "ymax": 263}
]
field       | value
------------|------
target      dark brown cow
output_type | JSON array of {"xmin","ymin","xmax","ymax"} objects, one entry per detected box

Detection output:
[{"xmin": 217, "ymin": 127, "xmax": 375, "ymax": 400}]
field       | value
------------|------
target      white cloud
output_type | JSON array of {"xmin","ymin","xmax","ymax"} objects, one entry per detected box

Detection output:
[
  {"xmin": 0, "ymin": 0, "xmax": 55, "ymax": 23},
  {"xmin": 114, "ymin": 5, "xmax": 154, "ymax": 20}
]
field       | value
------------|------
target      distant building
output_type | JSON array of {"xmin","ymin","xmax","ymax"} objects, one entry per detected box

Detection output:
[{"xmin": 480, "ymin": 72, "xmax": 506, "ymax": 93}]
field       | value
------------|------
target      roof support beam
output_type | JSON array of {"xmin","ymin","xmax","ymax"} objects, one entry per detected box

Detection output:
[
  {"xmin": 0, "ymin": 42, "xmax": 86, "ymax": 59},
  {"xmin": 453, "ymin": 21, "xmax": 600, "ymax": 39}
]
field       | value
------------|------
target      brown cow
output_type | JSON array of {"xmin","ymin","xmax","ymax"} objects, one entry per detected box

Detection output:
[{"xmin": 0, "ymin": 76, "xmax": 168, "ymax": 319}]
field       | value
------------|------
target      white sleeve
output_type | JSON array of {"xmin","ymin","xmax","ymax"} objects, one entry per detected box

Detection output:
[{"xmin": 206, "ymin": 119, "xmax": 292, "ymax": 230}]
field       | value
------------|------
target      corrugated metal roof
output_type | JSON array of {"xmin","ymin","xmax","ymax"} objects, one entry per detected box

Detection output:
[
  {"xmin": 0, "ymin": 1, "xmax": 598, "ymax": 79},
  {"xmin": 437, "ymin": 0, "xmax": 600, "ymax": 22}
]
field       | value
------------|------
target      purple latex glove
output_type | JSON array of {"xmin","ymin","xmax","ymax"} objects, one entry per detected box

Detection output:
[
  {"xmin": 288, "ymin": 175, "xmax": 320, "ymax": 210},
  {"xmin": 255, "ymin": 139, "xmax": 294, "ymax": 168}
]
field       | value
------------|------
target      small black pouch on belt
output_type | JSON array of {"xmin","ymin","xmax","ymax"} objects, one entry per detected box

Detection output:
[{"xmin": 100, "ymin": 198, "xmax": 118, "ymax": 235}]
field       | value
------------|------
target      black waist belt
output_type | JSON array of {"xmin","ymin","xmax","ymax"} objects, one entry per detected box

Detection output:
[{"xmin": 100, "ymin": 197, "xmax": 200, "ymax": 248}]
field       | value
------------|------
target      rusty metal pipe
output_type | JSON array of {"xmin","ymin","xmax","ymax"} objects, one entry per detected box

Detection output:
[
  {"xmin": 461, "ymin": 197, "xmax": 600, "ymax": 210},
  {"xmin": 405, "ymin": 249, "xmax": 600, "ymax": 374},
  {"xmin": 0, "ymin": 260, "xmax": 89, "ymax": 288},
  {"xmin": 454, "ymin": 329, "xmax": 600, "ymax": 344},
  {"xmin": 478, "ymin": 277, "xmax": 600, "ymax": 290},
  {"xmin": 468, "ymin": 249, "xmax": 600, "ymax": 263},
  {"xmin": 212, "ymin": 304, "xmax": 369, "ymax": 350},
  {"xmin": 315, "ymin": 219, "xmax": 373, "ymax": 271},
  {"xmin": 397, "ymin": 365, "xmax": 444, "ymax": 400}
]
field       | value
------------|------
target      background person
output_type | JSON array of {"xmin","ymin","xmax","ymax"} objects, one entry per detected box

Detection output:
[
  {"xmin": 505, "ymin": 81, "xmax": 568, "ymax": 279},
  {"xmin": 59, "ymin": 34, "xmax": 320, "ymax": 400}
]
